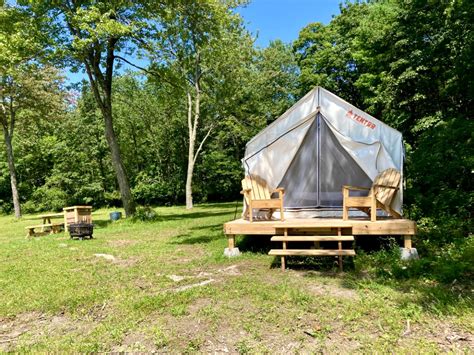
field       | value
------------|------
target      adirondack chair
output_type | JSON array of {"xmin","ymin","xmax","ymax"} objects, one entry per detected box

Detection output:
[
  {"xmin": 342, "ymin": 168, "xmax": 402, "ymax": 222},
  {"xmin": 241, "ymin": 175, "xmax": 285, "ymax": 222}
]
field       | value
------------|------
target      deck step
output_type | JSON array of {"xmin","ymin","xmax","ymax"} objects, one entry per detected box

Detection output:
[
  {"xmin": 269, "ymin": 249, "xmax": 356, "ymax": 256},
  {"xmin": 273, "ymin": 222, "xmax": 353, "ymax": 228},
  {"xmin": 271, "ymin": 235, "xmax": 354, "ymax": 242}
]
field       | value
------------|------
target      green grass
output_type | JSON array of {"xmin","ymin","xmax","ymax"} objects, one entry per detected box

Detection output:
[{"xmin": 0, "ymin": 203, "xmax": 472, "ymax": 352}]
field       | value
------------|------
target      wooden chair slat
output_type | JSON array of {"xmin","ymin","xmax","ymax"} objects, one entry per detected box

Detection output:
[
  {"xmin": 252, "ymin": 178, "xmax": 261, "ymax": 200},
  {"xmin": 374, "ymin": 168, "xmax": 400, "ymax": 206},
  {"xmin": 241, "ymin": 175, "xmax": 284, "ymax": 222},
  {"xmin": 343, "ymin": 168, "xmax": 401, "ymax": 221}
]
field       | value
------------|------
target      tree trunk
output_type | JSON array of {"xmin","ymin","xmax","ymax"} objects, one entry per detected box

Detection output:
[
  {"xmin": 185, "ymin": 91, "xmax": 195, "ymax": 209},
  {"xmin": 91, "ymin": 99, "xmax": 135, "ymax": 216},
  {"xmin": 102, "ymin": 105, "xmax": 135, "ymax": 217},
  {"xmin": 185, "ymin": 60, "xmax": 211, "ymax": 210},
  {"xmin": 82, "ymin": 37, "xmax": 136, "ymax": 217},
  {"xmin": 2, "ymin": 127, "xmax": 21, "ymax": 218}
]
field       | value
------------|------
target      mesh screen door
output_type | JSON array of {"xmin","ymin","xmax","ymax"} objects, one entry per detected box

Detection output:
[{"xmin": 278, "ymin": 114, "xmax": 371, "ymax": 209}]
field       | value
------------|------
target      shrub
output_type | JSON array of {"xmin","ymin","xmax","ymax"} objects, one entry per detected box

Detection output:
[
  {"xmin": 104, "ymin": 190, "xmax": 122, "ymax": 207},
  {"xmin": 23, "ymin": 186, "xmax": 68, "ymax": 212},
  {"xmin": 355, "ymin": 235, "xmax": 474, "ymax": 285},
  {"xmin": 0, "ymin": 200, "xmax": 12, "ymax": 215},
  {"xmin": 132, "ymin": 174, "xmax": 182, "ymax": 205},
  {"xmin": 132, "ymin": 206, "xmax": 158, "ymax": 222}
]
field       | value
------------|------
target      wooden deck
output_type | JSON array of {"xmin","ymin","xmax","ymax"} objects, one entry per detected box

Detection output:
[{"xmin": 223, "ymin": 218, "xmax": 416, "ymax": 250}]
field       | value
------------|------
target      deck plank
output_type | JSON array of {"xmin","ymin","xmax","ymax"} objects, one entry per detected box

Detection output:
[
  {"xmin": 271, "ymin": 235, "xmax": 354, "ymax": 242},
  {"xmin": 223, "ymin": 218, "xmax": 416, "ymax": 236},
  {"xmin": 269, "ymin": 249, "xmax": 356, "ymax": 256}
]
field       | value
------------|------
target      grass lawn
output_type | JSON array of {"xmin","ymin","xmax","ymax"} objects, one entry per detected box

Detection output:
[{"xmin": 0, "ymin": 202, "xmax": 472, "ymax": 352}]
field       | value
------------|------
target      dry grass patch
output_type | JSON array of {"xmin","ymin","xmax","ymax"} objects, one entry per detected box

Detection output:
[
  {"xmin": 0, "ymin": 312, "xmax": 95, "ymax": 352},
  {"xmin": 106, "ymin": 239, "xmax": 137, "ymax": 248}
]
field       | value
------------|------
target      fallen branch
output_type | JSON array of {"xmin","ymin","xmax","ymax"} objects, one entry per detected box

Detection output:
[{"xmin": 174, "ymin": 279, "xmax": 215, "ymax": 292}]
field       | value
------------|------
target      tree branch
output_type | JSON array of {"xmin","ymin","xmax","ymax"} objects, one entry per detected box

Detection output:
[
  {"xmin": 187, "ymin": 91, "xmax": 193, "ymax": 137},
  {"xmin": 84, "ymin": 61, "xmax": 106, "ymax": 112},
  {"xmin": 9, "ymin": 100, "xmax": 14, "ymax": 136},
  {"xmin": 193, "ymin": 124, "xmax": 214, "ymax": 166},
  {"xmin": 105, "ymin": 37, "xmax": 118, "ymax": 107},
  {"xmin": 114, "ymin": 55, "xmax": 181, "ymax": 89}
]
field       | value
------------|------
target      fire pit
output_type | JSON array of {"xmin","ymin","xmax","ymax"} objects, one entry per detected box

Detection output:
[{"xmin": 68, "ymin": 222, "xmax": 93, "ymax": 240}]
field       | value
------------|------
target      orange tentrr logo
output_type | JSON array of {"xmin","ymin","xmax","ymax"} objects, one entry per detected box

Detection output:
[{"xmin": 346, "ymin": 110, "xmax": 376, "ymax": 129}]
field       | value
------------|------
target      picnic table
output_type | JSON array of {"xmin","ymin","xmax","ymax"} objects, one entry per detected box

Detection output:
[
  {"xmin": 39, "ymin": 212, "xmax": 64, "ymax": 225},
  {"xmin": 25, "ymin": 206, "xmax": 93, "ymax": 239},
  {"xmin": 25, "ymin": 212, "xmax": 64, "ymax": 238}
]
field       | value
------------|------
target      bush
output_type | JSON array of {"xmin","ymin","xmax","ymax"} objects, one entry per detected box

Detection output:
[
  {"xmin": 355, "ymin": 235, "xmax": 474, "ymax": 285},
  {"xmin": 22, "ymin": 186, "xmax": 68, "ymax": 213},
  {"xmin": 132, "ymin": 173, "xmax": 182, "ymax": 205},
  {"xmin": 104, "ymin": 190, "xmax": 122, "ymax": 207},
  {"xmin": 0, "ymin": 200, "xmax": 13, "ymax": 215},
  {"xmin": 132, "ymin": 206, "xmax": 158, "ymax": 222}
]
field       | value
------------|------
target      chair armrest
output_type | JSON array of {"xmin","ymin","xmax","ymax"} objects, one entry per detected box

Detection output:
[
  {"xmin": 373, "ymin": 184, "xmax": 399, "ymax": 190},
  {"xmin": 274, "ymin": 187, "xmax": 285, "ymax": 201},
  {"xmin": 343, "ymin": 185, "xmax": 370, "ymax": 191}
]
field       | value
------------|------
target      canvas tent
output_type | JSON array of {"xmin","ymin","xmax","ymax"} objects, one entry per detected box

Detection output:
[{"xmin": 243, "ymin": 86, "xmax": 404, "ymax": 217}]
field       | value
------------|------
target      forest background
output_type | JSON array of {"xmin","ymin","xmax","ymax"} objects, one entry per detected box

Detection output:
[{"xmin": 1, "ymin": 1, "xmax": 472, "ymax": 267}]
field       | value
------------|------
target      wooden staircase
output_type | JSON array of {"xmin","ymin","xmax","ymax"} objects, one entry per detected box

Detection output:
[{"xmin": 269, "ymin": 225, "xmax": 356, "ymax": 271}]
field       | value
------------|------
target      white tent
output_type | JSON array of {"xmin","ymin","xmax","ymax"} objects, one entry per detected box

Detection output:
[{"xmin": 243, "ymin": 86, "xmax": 404, "ymax": 216}]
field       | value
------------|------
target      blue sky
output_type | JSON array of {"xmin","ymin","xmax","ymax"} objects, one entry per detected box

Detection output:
[
  {"xmin": 67, "ymin": 1, "xmax": 342, "ymax": 83},
  {"xmin": 238, "ymin": 0, "xmax": 341, "ymax": 47}
]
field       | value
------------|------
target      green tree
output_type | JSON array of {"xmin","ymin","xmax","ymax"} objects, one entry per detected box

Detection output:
[
  {"xmin": 195, "ymin": 40, "xmax": 299, "ymax": 201},
  {"xmin": 254, "ymin": 40, "xmax": 299, "ymax": 123},
  {"xmin": 112, "ymin": 73, "xmax": 187, "ymax": 205},
  {"xmin": 0, "ymin": 5, "xmax": 62, "ymax": 217},
  {"xmin": 145, "ymin": 0, "xmax": 253, "ymax": 209},
  {"xmin": 293, "ymin": 2, "xmax": 370, "ymax": 106},
  {"xmin": 21, "ymin": 0, "xmax": 158, "ymax": 216}
]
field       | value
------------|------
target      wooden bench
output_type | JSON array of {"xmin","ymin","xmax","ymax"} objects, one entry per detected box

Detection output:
[{"xmin": 25, "ymin": 223, "xmax": 63, "ymax": 238}]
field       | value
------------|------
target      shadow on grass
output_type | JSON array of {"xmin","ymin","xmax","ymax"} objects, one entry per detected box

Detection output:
[
  {"xmin": 156, "ymin": 210, "xmax": 233, "ymax": 222},
  {"xmin": 189, "ymin": 224, "xmax": 222, "ymax": 232},
  {"xmin": 91, "ymin": 210, "xmax": 235, "ymax": 230},
  {"xmin": 194, "ymin": 202, "xmax": 242, "ymax": 209},
  {"xmin": 270, "ymin": 256, "xmax": 353, "ymax": 272},
  {"xmin": 169, "ymin": 233, "xmax": 220, "ymax": 245},
  {"xmin": 168, "ymin": 223, "xmax": 225, "ymax": 245},
  {"xmin": 92, "ymin": 219, "xmax": 113, "ymax": 228},
  {"xmin": 236, "ymin": 235, "xmax": 273, "ymax": 254}
]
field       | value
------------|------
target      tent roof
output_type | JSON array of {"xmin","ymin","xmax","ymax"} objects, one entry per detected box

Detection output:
[{"xmin": 245, "ymin": 86, "xmax": 402, "ymax": 157}]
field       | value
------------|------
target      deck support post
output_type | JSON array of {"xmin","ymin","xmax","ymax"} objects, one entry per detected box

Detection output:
[
  {"xmin": 403, "ymin": 235, "xmax": 412, "ymax": 249},
  {"xmin": 228, "ymin": 234, "xmax": 235, "ymax": 249},
  {"xmin": 400, "ymin": 235, "xmax": 419, "ymax": 260},
  {"xmin": 337, "ymin": 227, "xmax": 343, "ymax": 272},
  {"xmin": 281, "ymin": 228, "xmax": 288, "ymax": 271},
  {"xmin": 224, "ymin": 234, "xmax": 240, "ymax": 257}
]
